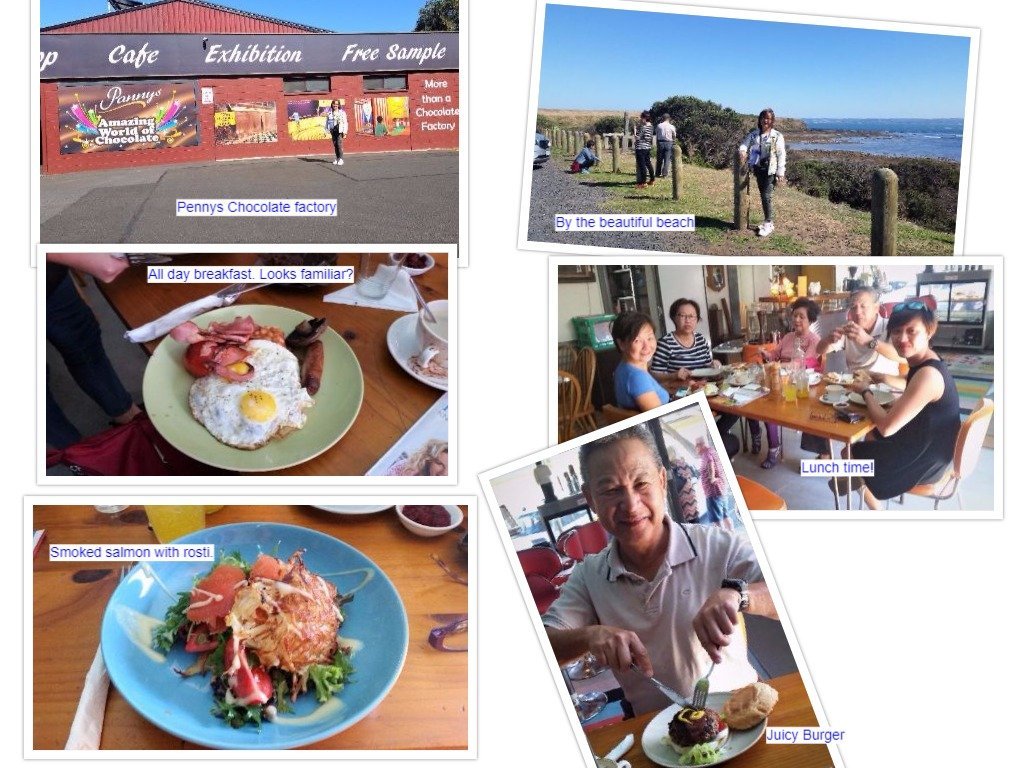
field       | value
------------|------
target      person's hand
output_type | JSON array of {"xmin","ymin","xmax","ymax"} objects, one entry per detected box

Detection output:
[
  {"xmin": 845, "ymin": 323, "xmax": 873, "ymax": 346},
  {"xmin": 586, "ymin": 625, "xmax": 652, "ymax": 676},
  {"xmin": 829, "ymin": 327, "xmax": 845, "ymax": 344},
  {"xmin": 693, "ymin": 589, "xmax": 742, "ymax": 663},
  {"xmin": 676, "ymin": 368, "xmax": 692, "ymax": 381},
  {"xmin": 711, "ymin": 360, "xmax": 722, "ymax": 369},
  {"xmin": 776, "ymin": 175, "xmax": 786, "ymax": 187},
  {"xmin": 847, "ymin": 379, "xmax": 871, "ymax": 394}
]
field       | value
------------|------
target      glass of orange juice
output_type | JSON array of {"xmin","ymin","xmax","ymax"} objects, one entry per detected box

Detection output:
[{"xmin": 144, "ymin": 505, "xmax": 207, "ymax": 543}]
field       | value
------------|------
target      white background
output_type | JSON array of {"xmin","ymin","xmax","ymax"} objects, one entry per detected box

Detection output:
[{"xmin": 13, "ymin": 0, "xmax": 1017, "ymax": 766}]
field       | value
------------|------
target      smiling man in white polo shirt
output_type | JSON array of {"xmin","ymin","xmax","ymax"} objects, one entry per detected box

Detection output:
[{"xmin": 543, "ymin": 425, "xmax": 778, "ymax": 715}]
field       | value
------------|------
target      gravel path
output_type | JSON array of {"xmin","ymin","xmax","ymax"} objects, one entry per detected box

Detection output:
[{"xmin": 526, "ymin": 160, "xmax": 705, "ymax": 252}]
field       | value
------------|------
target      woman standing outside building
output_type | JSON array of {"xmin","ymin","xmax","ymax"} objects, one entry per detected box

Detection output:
[
  {"xmin": 738, "ymin": 108, "xmax": 786, "ymax": 237},
  {"xmin": 325, "ymin": 100, "xmax": 348, "ymax": 166}
]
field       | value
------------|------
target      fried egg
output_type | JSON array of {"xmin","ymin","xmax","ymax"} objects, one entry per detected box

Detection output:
[{"xmin": 188, "ymin": 340, "xmax": 315, "ymax": 450}]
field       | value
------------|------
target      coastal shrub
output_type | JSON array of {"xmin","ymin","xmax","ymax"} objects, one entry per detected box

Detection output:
[
  {"xmin": 786, "ymin": 152, "xmax": 959, "ymax": 233},
  {"xmin": 648, "ymin": 96, "xmax": 746, "ymax": 169},
  {"xmin": 591, "ymin": 115, "xmax": 625, "ymax": 136},
  {"xmin": 536, "ymin": 114, "xmax": 554, "ymax": 133}
]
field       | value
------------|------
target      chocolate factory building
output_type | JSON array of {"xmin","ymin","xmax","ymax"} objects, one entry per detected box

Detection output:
[{"xmin": 40, "ymin": 0, "xmax": 459, "ymax": 174}]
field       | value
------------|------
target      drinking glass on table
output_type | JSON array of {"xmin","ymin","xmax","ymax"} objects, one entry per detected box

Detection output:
[
  {"xmin": 143, "ymin": 505, "xmax": 206, "ymax": 543},
  {"xmin": 356, "ymin": 253, "xmax": 401, "ymax": 299}
]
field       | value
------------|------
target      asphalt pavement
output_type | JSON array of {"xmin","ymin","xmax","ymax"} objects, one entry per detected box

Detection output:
[{"xmin": 40, "ymin": 150, "xmax": 459, "ymax": 244}]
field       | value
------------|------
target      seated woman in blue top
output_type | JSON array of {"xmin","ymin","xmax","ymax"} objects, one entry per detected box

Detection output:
[{"xmin": 612, "ymin": 311, "xmax": 669, "ymax": 412}]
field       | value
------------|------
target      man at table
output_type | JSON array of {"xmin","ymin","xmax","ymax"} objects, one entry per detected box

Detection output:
[
  {"xmin": 805, "ymin": 288, "xmax": 906, "ymax": 455},
  {"xmin": 543, "ymin": 425, "xmax": 778, "ymax": 715},
  {"xmin": 816, "ymin": 287, "xmax": 904, "ymax": 381}
]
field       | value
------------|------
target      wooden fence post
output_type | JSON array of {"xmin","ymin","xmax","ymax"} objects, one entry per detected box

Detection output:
[
  {"xmin": 671, "ymin": 143, "xmax": 683, "ymax": 201},
  {"xmin": 733, "ymin": 150, "xmax": 750, "ymax": 231},
  {"xmin": 871, "ymin": 168, "xmax": 899, "ymax": 256},
  {"xmin": 611, "ymin": 139, "xmax": 621, "ymax": 174},
  {"xmin": 594, "ymin": 134, "xmax": 603, "ymax": 163}
]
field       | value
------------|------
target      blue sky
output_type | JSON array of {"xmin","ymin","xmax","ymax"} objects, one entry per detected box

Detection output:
[
  {"xmin": 41, "ymin": 0, "xmax": 431, "ymax": 32},
  {"xmin": 540, "ymin": 5, "xmax": 971, "ymax": 118}
]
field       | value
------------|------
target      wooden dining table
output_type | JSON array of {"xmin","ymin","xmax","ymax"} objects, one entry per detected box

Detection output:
[
  {"xmin": 94, "ymin": 253, "xmax": 448, "ymax": 476},
  {"xmin": 587, "ymin": 672, "xmax": 833, "ymax": 768},
  {"xmin": 32, "ymin": 504, "xmax": 469, "ymax": 751},
  {"xmin": 708, "ymin": 381, "xmax": 877, "ymax": 510}
]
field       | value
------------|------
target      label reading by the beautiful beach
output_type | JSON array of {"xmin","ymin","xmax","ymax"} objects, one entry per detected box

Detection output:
[
  {"xmin": 800, "ymin": 459, "xmax": 874, "ymax": 478},
  {"xmin": 553, "ymin": 213, "xmax": 695, "ymax": 232}
]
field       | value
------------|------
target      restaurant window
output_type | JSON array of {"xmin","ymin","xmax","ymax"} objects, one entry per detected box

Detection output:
[
  {"xmin": 282, "ymin": 76, "xmax": 331, "ymax": 94},
  {"xmin": 363, "ymin": 75, "xmax": 408, "ymax": 92}
]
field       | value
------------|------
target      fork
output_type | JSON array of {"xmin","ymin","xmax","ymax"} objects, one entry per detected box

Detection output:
[{"xmin": 691, "ymin": 661, "xmax": 715, "ymax": 709}]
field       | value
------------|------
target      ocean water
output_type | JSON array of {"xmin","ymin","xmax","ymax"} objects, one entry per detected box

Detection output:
[{"xmin": 789, "ymin": 118, "xmax": 963, "ymax": 162}]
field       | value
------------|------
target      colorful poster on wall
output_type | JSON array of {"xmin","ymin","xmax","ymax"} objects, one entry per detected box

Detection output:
[
  {"xmin": 286, "ymin": 99, "xmax": 345, "ymax": 141},
  {"xmin": 355, "ymin": 96, "xmax": 410, "ymax": 137},
  {"xmin": 57, "ymin": 81, "xmax": 199, "ymax": 154},
  {"xmin": 213, "ymin": 101, "xmax": 278, "ymax": 145}
]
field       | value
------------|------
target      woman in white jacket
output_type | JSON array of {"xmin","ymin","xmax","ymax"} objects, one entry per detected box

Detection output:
[
  {"xmin": 324, "ymin": 100, "xmax": 348, "ymax": 166},
  {"xmin": 738, "ymin": 108, "xmax": 786, "ymax": 237}
]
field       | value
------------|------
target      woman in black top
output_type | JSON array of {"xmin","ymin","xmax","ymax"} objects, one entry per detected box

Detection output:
[
  {"xmin": 634, "ymin": 110, "xmax": 656, "ymax": 188},
  {"xmin": 845, "ymin": 303, "xmax": 961, "ymax": 509}
]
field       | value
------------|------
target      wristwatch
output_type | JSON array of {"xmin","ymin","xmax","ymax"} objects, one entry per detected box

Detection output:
[
  {"xmin": 721, "ymin": 578, "xmax": 749, "ymax": 611},
  {"xmin": 867, "ymin": 338, "xmax": 878, "ymax": 350}
]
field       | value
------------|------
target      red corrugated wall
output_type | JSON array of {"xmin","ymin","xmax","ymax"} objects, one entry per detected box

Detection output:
[{"xmin": 45, "ymin": 0, "xmax": 319, "ymax": 34}]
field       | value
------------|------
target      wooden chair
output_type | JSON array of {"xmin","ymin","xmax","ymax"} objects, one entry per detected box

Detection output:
[
  {"xmin": 736, "ymin": 476, "xmax": 787, "ymax": 511},
  {"xmin": 557, "ymin": 369, "xmax": 582, "ymax": 443},
  {"xmin": 558, "ymin": 342, "xmax": 579, "ymax": 373},
  {"xmin": 570, "ymin": 347, "xmax": 598, "ymax": 435},
  {"xmin": 899, "ymin": 398, "xmax": 994, "ymax": 510},
  {"xmin": 600, "ymin": 404, "xmax": 640, "ymax": 425}
]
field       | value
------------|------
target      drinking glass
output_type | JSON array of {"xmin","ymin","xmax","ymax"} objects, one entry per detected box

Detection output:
[
  {"xmin": 356, "ymin": 254, "xmax": 400, "ymax": 299},
  {"xmin": 143, "ymin": 505, "xmax": 206, "ymax": 543}
]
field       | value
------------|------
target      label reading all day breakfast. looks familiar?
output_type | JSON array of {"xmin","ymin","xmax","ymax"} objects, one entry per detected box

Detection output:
[{"xmin": 144, "ymin": 265, "xmax": 355, "ymax": 284}]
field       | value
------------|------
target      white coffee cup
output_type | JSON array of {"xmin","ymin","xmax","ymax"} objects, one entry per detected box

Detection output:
[{"xmin": 416, "ymin": 299, "xmax": 448, "ymax": 373}]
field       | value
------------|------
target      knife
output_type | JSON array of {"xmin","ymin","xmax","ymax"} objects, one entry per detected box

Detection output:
[
  {"xmin": 631, "ymin": 663, "xmax": 690, "ymax": 709},
  {"xmin": 124, "ymin": 282, "xmax": 272, "ymax": 344},
  {"xmin": 112, "ymin": 254, "xmax": 174, "ymax": 266}
]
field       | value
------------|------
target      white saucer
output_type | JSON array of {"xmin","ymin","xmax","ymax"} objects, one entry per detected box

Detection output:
[
  {"xmin": 310, "ymin": 505, "xmax": 393, "ymax": 515},
  {"xmin": 819, "ymin": 394, "xmax": 848, "ymax": 405},
  {"xmin": 387, "ymin": 313, "xmax": 448, "ymax": 391}
]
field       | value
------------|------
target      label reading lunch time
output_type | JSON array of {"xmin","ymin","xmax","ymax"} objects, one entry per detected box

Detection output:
[
  {"xmin": 765, "ymin": 727, "xmax": 846, "ymax": 744},
  {"xmin": 800, "ymin": 459, "xmax": 874, "ymax": 478},
  {"xmin": 553, "ymin": 213, "xmax": 695, "ymax": 232},
  {"xmin": 144, "ymin": 265, "xmax": 355, "ymax": 284},
  {"xmin": 48, "ymin": 543, "xmax": 216, "ymax": 561}
]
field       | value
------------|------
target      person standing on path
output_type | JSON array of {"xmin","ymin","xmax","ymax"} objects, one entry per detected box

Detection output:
[
  {"xmin": 655, "ymin": 113, "xmax": 677, "ymax": 178},
  {"xmin": 738, "ymin": 108, "xmax": 786, "ymax": 237},
  {"xmin": 634, "ymin": 111, "xmax": 656, "ymax": 188},
  {"xmin": 324, "ymin": 100, "xmax": 348, "ymax": 166}
]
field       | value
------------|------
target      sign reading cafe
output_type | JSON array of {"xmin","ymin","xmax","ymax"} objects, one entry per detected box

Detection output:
[
  {"xmin": 57, "ymin": 81, "xmax": 200, "ymax": 154},
  {"xmin": 40, "ymin": 33, "xmax": 459, "ymax": 79}
]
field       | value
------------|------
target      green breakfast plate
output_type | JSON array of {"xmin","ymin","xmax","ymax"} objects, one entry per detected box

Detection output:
[{"xmin": 142, "ymin": 305, "xmax": 363, "ymax": 472}]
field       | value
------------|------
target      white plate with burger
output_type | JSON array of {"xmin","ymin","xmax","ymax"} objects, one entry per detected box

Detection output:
[
  {"xmin": 641, "ymin": 691, "xmax": 767, "ymax": 767},
  {"xmin": 143, "ymin": 305, "xmax": 364, "ymax": 472}
]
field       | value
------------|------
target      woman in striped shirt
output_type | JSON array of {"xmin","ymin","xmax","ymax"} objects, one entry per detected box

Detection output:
[
  {"xmin": 634, "ymin": 110, "xmax": 656, "ymax": 188},
  {"xmin": 650, "ymin": 298, "xmax": 718, "ymax": 387}
]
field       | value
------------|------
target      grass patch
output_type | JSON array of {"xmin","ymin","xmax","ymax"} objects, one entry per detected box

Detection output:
[{"xmin": 546, "ymin": 146, "xmax": 953, "ymax": 255}]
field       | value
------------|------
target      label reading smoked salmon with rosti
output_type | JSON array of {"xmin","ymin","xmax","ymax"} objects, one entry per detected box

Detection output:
[{"xmin": 48, "ymin": 544, "xmax": 215, "ymax": 561}]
